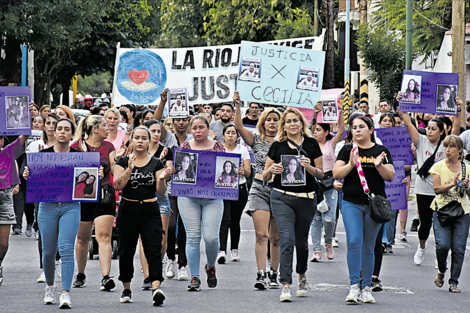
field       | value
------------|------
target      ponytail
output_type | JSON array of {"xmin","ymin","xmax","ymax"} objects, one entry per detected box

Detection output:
[{"xmin": 73, "ymin": 115, "xmax": 104, "ymax": 143}]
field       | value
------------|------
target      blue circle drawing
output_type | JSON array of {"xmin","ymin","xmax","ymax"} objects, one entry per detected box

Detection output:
[{"xmin": 116, "ymin": 50, "xmax": 167, "ymax": 105}]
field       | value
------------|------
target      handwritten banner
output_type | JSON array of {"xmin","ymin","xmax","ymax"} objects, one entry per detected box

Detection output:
[
  {"xmin": 398, "ymin": 70, "xmax": 459, "ymax": 115},
  {"xmin": 375, "ymin": 127, "xmax": 413, "ymax": 165},
  {"xmin": 171, "ymin": 149, "xmax": 242, "ymax": 200},
  {"xmin": 385, "ymin": 161, "xmax": 407, "ymax": 211},
  {"xmin": 26, "ymin": 152, "xmax": 100, "ymax": 203},
  {"xmin": 0, "ymin": 87, "xmax": 32, "ymax": 136}
]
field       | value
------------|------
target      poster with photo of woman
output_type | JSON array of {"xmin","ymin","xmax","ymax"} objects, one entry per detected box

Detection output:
[
  {"xmin": 72, "ymin": 167, "xmax": 99, "ymax": 201},
  {"xmin": 400, "ymin": 74, "xmax": 421, "ymax": 104},
  {"xmin": 436, "ymin": 84, "xmax": 458, "ymax": 114},
  {"xmin": 214, "ymin": 156, "xmax": 240, "ymax": 189},
  {"xmin": 280, "ymin": 155, "xmax": 306, "ymax": 186},
  {"xmin": 5, "ymin": 96, "xmax": 30, "ymax": 129},
  {"xmin": 173, "ymin": 151, "xmax": 198, "ymax": 185}
]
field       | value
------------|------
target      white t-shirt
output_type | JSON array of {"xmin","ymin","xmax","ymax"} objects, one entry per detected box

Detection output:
[
  {"xmin": 372, "ymin": 113, "xmax": 382, "ymax": 129},
  {"xmin": 27, "ymin": 139, "xmax": 48, "ymax": 153},
  {"xmin": 228, "ymin": 144, "xmax": 250, "ymax": 185},
  {"xmin": 415, "ymin": 134, "xmax": 445, "ymax": 195},
  {"xmin": 459, "ymin": 129, "xmax": 470, "ymax": 151}
]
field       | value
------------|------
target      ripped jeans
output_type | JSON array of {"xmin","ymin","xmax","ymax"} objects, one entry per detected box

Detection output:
[{"xmin": 310, "ymin": 188, "xmax": 337, "ymax": 251}]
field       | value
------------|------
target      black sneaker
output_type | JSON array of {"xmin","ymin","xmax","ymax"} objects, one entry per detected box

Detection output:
[
  {"xmin": 120, "ymin": 289, "xmax": 132, "ymax": 303},
  {"xmin": 188, "ymin": 277, "xmax": 201, "ymax": 291},
  {"xmin": 410, "ymin": 218, "xmax": 419, "ymax": 232},
  {"xmin": 205, "ymin": 265, "xmax": 217, "ymax": 288},
  {"xmin": 72, "ymin": 273, "xmax": 86, "ymax": 288},
  {"xmin": 254, "ymin": 271, "xmax": 267, "ymax": 290},
  {"xmin": 152, "ymin": 289, "xmax": 165, "ymax": 306},
  {"xmin": 268, "ymin": 270, "xmax": 280, "ymax": 289},
  {"xmin": 142, "ymin": 277, "xmax": 152, "ymax": 290},
  {"xmin": 100, "ymin": 276, "xmax": 115, "ymax": 291},
  {"xmin": 371, "ymin": 277, "xmax": 383, "ymax": 292}
]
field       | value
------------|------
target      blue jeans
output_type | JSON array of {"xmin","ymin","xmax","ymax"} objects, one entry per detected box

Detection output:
[
  {"xmin": 177, "ymin": 197, "xmax": 223, "ymax": 278},
  {"xmin": 311, "ymin": 189, "xmax": 337, "ymax": 251},
  {"xmin": 341, "ymin": 200, "xmax": 381, "ymax": 288},
  {"xmin": 433, "ymin": 211, "xmax": 469, "ymax": 285},
  {"xmin": 38, "ymin": 202, "xmax": 80, "ymax": 291},
  {"xmin": 382, "ymin": 211, "xmax": 397, "ymax": 250}
]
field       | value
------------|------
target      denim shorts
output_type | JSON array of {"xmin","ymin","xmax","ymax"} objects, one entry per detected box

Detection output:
[
  {"xmin": 157, "ymin": 192, "xmax": 172, "ymax": 216},
  {"xmin": 246, "ymin": 180, "xmax": 272, "ymax": 216},
  {"xmin": 0, "ymin": 187, "xmax": 16, "ymax": 225}
]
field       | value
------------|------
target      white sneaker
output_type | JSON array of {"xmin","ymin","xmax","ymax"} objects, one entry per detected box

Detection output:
[
  {"xmin": 44, "ymin": 284, "xmax": 57, "ymax": 305},
  {"xmin": 435, "ymin": 259, "xmax": 439, "ymax": 269},
  {"xmin": 217, "ymin": 251, "xmax": 226, "ymax": 264},
  {"xmin": 37, "ymin": 271, "xmax": 46, "ymax": 283},
  {"xmin": 414, "ymin": 246, "xmax": 425, "ymax": 266},
  {"xmin": 333, "ymin": 237, "xmax": 339, "ymax": 247},
  {"xmin": 59, "ymin": 292, "xmax": 72, "ymax": 309},
  {"xmin": 165, "ymin": 260, "xmax": 175, "ymax": 279},
  {"xmin": 280, "ymin": 285, "xmax": 292, "ymax": 302},
  {"xmin": 231, "ymin": 249, "xmax": 240, "ymax": 262},
  {"xmin": 345, "ymin": 284, "xmax": 361, "ymax": 304},
  {"xmin": 55, "ymin": 259, "xmax": 61, "ymax": 279},
  {"xmin": 177, "ymin": 266, "xmax": 189, "ymax": 281},
  {"xmin": 360, "ymin": 286, "xmax": 376, "ymax": 303},
  {"xmin": 296, "ymin": 277, "xmax": 309, "ymax": 297}
]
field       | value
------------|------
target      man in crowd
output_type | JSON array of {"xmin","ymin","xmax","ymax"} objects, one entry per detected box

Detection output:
[
  {"xmin": 242, "ymin": 102, "xmax": 260, "ymax": 126},
  {"xmin": 358, "ymin": 100, "xmax": 370, "ymax": 115},
  {"xmin": 372, "ymin": 99, "xmax": 392, "ymax": 128},
  {"xmin": 241, "ymin": 63, "xmax": 259, "ymax": 79},
  {"xmin": 210, "ymin": 103, "xmax": 234, "ymax": 142}
]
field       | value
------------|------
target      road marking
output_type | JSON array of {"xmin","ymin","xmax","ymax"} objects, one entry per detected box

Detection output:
[{"xmin": 311, "ymin": 283, "xmax": 414, "ymax": 294}]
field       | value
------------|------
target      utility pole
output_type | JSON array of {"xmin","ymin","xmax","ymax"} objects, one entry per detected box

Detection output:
[
  {"xmin": 344, "ymin": 0, "xmax": 351, "ymax": 123},
  {"xmin": 452, "ymin": 0, "xmax": 465, "ymax": 124},
  {"xmin": 28, "ymin": 49, "xmax": 34, "ymax": 99},
  {"xmin": 405, "ymin": 0, "xmax": 413, "ymax": 70},
  {"xmin": 359, "ymin": 0, "xmax": 368, "ymax": 110},
  {"xmin": 314, "ymin": 0, "xmax": 318, "ymax": 36},
  {"xmin": 21, "ymin": 45, "xmax": 27, "ymax": 87}
]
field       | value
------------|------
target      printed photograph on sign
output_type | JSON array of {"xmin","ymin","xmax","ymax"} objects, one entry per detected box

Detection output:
[
  {"xmin": 322, "ymin": 99, "xmax": 337, "ymax": 122},
  {"xmin": 436, "ymin": 84, "xmax": 458, "ymax": 114},
  {"xmin": 5, "ymin": 96, "xmax": 30, "ymax": 129},
  {"xmin": 281, "ymin": 155, "xmax": 306, "ymax": 187},
  {"xmin": 168, "ymin": 88, "xmax": 189, "ymax": 118},
  {"xmin": 73, "ymin": 167, "xmax": 99, "ymax": 201},
  {"xmin": 239, "ymin": 57, "xmax": 261, "ymax": 82},
  {"xmin": 400, "ymin": 74, "xmax": 422, "ymax": 104},
  {"xmin": 215, "ymin": 156, "xmax": 239, "ymax": 189},
  {"xmin": 296, "ymin": 66, "xmax": 318, "ymax": 91},
  {"xmin": 173, "ymin": 151, "xmax": 198, "ymax": 185}
]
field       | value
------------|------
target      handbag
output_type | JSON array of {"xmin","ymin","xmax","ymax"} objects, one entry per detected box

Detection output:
[
  {"xmin": 101, "ymin": 184, "xmax": 117, "ymax": 211},
  {"xmin": 320, "ymin": 171, "xmax": 335, "ymax": 192},
  {"xmin": 417, "ymin": 140, "xmax": 442, "ymax": 180},
  {"xmin": 352, "ymin": 144, "xmax": 393, "ymax": 223},
  {"xmin": 436, "ymin": 162, "xmax": 466, "ymax": 227}
]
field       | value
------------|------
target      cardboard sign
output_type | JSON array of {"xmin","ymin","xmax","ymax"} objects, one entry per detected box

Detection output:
[
  {"xmin": 385, "ymin": 161, "xmax": 407, "ymax": 211},
  {"xmin": 398, "ymin": 70, "xmax": 459, "ymax": 115},
  {"xmin": 112, "ymin": 35, "xmax": 324, "ymax": 106},
  {"xmin": 26, "ymin": 152, "xmax": 100, "ymax": 203},
  {"xmin": 237, "ymin": 41, "xmax": 325, "ymax": 109},
  {"xmin": 375, "ymin": 127, "xmax": 413, "ymax": 165},
  {"xmin": 0, "ymin": 87, "xmax": 32, "ymax": 136},
  {"xmin": 171, "ymin": 149, "xmax": 242, "ymax": 200}
]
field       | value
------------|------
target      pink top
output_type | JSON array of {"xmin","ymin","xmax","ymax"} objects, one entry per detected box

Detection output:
[
  {"xmin": 321, "ymin": 140, "xmax": 335, "ymax": 173},
  {"xmin": 111, "ymin": 130, "xmax": 126, "ymax": 150},
  {"xmin": 0, "ymin": 138, "xmax": 25, "ymax": 189},
  {"xmin": 179, "ymin": 141, "xmax": 225, "ymax": 152}
]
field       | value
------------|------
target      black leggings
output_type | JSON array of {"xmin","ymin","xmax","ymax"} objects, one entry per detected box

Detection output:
[
  {"xmin": 416, "ymin": 194, "xmax": 435, "ymax": 241},
  {"xmin": 219, "ymin": 184, "xmax": 248, "ymax": 252},
  {"xmin": 373, "ymin": 224, "xmax": 384, "ymax": 277},
  {"xmin": 167, "ymin": 196, "xmax": 187, "ymax": 268}
]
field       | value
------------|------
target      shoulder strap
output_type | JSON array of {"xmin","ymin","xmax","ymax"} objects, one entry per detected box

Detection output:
[
  {"xmin": 352, "ymin": 144, "xmax": 371, "ymax": 196},
  {"xmin": 461, "ymin": 162, "xmax": 466, "ymax": 197},
  {"xmin": 287, "ymin": 138, "xmax": 310, "ymax": 158}
]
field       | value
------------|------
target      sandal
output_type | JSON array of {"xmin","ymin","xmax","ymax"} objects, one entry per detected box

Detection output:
[
  {"xmin": 449, "ymin": 284, "xmax": 461, "ymax": 293},
  {"xmin": 434, "ymin": 272, "xmax": 445, "ymax": 288}
]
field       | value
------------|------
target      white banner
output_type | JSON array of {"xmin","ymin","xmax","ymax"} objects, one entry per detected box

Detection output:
[{"xmin": 112, "ymin": 32, "xmax": 324, "ymax": 107}]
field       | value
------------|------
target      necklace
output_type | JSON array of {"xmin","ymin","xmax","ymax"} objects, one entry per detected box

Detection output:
[{"xmin": 86, "ymin": 140, "xmax": 102, "ymax": 151}]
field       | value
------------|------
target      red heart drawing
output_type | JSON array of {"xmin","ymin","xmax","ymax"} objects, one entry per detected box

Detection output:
[{"xmin": 128, "ymin": 69, "xmax": 149, "ymax": 85}]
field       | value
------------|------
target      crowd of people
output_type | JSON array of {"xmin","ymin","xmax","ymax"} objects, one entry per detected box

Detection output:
[{"xmin": 1, "ymin": 87, "xmax": 470, "ymax": 308}]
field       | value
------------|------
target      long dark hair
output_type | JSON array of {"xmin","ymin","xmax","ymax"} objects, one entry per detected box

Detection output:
[
  {"xmin": 75, "ymin": 171, "xmax": 89, "ymax": 183},
  {"xmin": 43, "ymin": 113, "xmax": 59, "ymax": 145},
  {"xmin": 379, "ymin": 112, "xmax": 396, "ymax": 127},
  {"xmin": 83, "ymin": 175, "xmax": 96, "ymax": 195},
  {"xmin": 439, "ymin": 85, "xmax": 455, "ymax": 108},
  {"xmin": 221, "ymin": 160, "xmax": 237, "ymax": 177},
  {"xmin": 317, "ymin": 123, "xmax": 333, "ymax": 140},
  {"xmin": 406, "ymin": 79, "xmax": 420, "ymax": 95},
  {"xmin": 177, "ymin": 153, "xmax": 195, "ymax": 178},
  {"xmin": 346, "ymin": 115, "xmax": 376, "ymax": 143},
  {"xmin": 284, "ymin": 156, "xmax": 303, "ymax": 180},
  {"xmin": 427, "ymin": 118, "xmax": 446, "ymax": 141}
]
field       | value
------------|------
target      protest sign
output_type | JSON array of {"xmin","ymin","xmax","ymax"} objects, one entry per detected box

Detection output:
[
  {"xmin": 26, "ymin": 152, "xmax": 100, "ymax": 203},
  {"xmin": 171, "ymin": 149, "xmax": 241, "ymax": 200},
  {"xmin": 0, "ymin": 87, "xmax": 32, "ymax": 136},
  {"xmin": 385, "ymin": 161, "xmax": 407, "ymax": 211},
  {"xmin": 112, "ymin": 34, "xmax": 324, "ymax": 107},
  {"xmin": 167, "ymin": 88, "xmax": 189, "ymax": 118},
  {"xmin": 398, "ymin": 70, "xmax": 459, "ymax": 115},
  {"xmin": 375, "ymin": 127, "xmax": 413, "ymax": 165},
  {"xmin": 316, "ymin": 89, "xmax": 343, "ymax": 123},
  {"xmin": 237, "ymin": 41, "xmax": 325, "ymax": 109}
]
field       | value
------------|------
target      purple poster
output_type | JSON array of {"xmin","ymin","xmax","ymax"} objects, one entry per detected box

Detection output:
[
  {"xmin": 171, "ymin": 149, "xmax": 241, "ymax": 200},
  {"xmin": 375, "ymin": 127, "xmax": 413, "ymax": 165},
  {"xmin": 26, "ymin": 152, "xmax": 100, "ymax": 203},
  {"xmin": 0, "ymin": 87, "xmax": 32, "ymax": 136},
  {"xmin": 398, "ymin": 70, "xmax": 459, "ymax": 115},
  {"xmin": 385, "ymin": 161, "xmax": 407, "ymax": 211}
]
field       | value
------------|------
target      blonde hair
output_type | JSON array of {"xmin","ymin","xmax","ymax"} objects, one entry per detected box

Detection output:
[
  {"xmin": 256, "ymin": 108, "xmax": 282, "ymax": 142},
  {"xmin": 105, "ymin": 108, "xmax": 121, "ymax": 120},
  {"xmin": 443, "ymin": 134, "xmax": 464, "ymax": 160},
  {"xmin": 275, "ymin": 107, "xmax": 311, "ymax": 142},
  {"xmin": 73, "ymin": 115, "xmax": 104, "ymax": 143},
  {"xmin": 39, "ymin": 105, "xmax": 51, "ymax": 114}
]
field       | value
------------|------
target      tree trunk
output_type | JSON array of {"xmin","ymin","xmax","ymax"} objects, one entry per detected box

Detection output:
[
  {"xmin": 324, "ymin": 0, "xmax": 335, "ymax": 89},
  {"xmin": 0, "ymin": 37, "xmax": 22, "ymax": 86}
]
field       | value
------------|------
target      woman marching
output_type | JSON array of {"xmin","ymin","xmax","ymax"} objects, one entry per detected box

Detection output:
[
  {"xmin": 71, "ymin": 115, "xmax": 125, "ymax": 291},
  {"xmin": 24, "ymin": 118, "xmax": 84, "ymax": 308},
  {"xmin": 105, "ymin": 108, "xmax": 128, "ymax": 150},
  {"xmin": 234, "ymin": 91, "xmax": 282, "ymax": 290},
  {"xmin": 217, "ymin": 124, "xmax": 251, "ymax": 263},
  {"xmin": 264, "ymin": 107, "xmax": 323, "ymax": 302},
  {"xmin": 114, "ymin": 126, "xmax": 172, "ymax": 305},
  {"xmin": 333, "ymin": 115, "xmax": 395, "ymax": 304}
]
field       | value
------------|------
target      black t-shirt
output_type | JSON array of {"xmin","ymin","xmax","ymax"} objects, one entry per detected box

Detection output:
[
  {"xmin": 337, "ymin": 143, "xmax": 393, "ymax": 205},
  {"xmin": 153, "ymin": 145, "xmax": 173, "ymax": 164},
  {"xmin": 40, "ymin": 146, "xmax": 80, "ymax": 153},
  {"xmin": 267, "ymin": 137, "xmax": 322, "ymax": 193},
  {"xmin": 115, "ymin": 156, "xmax": 164, "ymax": 200},
  {"xmin": 242, "ymin": 117, "xmax": 258, "ymax": 126}
]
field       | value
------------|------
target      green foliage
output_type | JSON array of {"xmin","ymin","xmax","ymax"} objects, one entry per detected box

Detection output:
[
  {"xmin": 275, "ymin": 7, "xmax": 315, "ymax": 40},
  {"xmin": 77, "ymin": 72, "xmax": 113, "ymax": 97}
]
